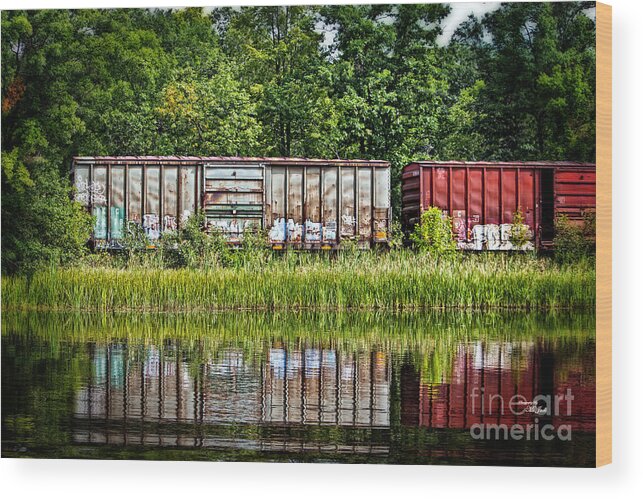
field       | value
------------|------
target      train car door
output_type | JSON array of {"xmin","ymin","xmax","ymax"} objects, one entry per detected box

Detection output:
[{"xmin": 202, "ymin": 163, "xmax": 265, "ymax": 244}]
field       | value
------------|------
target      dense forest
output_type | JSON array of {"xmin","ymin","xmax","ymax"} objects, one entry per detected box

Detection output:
[{"xmin": 1, "ymin": 3, "xmax": 596, "ymax": 273}]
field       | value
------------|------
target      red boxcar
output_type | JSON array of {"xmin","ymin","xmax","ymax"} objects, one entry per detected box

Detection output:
[{"xmin": 401, "ymin": 161, "xmax": 596, "ymax": 250}]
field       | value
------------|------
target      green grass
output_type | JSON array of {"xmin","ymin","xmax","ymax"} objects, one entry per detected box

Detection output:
[{"xmin": 1, "ymin": 251, "xmax": 595, "ymax": 312}]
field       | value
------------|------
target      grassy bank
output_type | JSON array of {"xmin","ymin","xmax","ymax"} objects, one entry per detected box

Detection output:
[{"xmin": 1, "ymin": 251, "xmax": 595, "ymax": 312}]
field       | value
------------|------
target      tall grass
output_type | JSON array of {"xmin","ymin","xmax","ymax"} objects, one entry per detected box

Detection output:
[{"xmin": 1, "ymin": 251, "xmax": 595, "ymax": 312}]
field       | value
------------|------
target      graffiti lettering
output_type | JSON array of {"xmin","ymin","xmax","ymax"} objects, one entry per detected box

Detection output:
[
  {"xmin": 305, "ymin": 220, "xmax": 322, "ymax": 241},
  {"xmin": 163, "ymin": 215, "xmax": 177, "ymax": 232},
  {"xmin": 143, "ymin": 214, "xmax": 160, "ymax": 240},
  {"xmin": 269, "ymin": 217, "xmax": 286, "ymax": 242},
  {"xmin": 459, "ymin": 224, "xmax": 534, "ymax": 251},
  {"xmin": 341, "ymin": 214, "xmax": 356, "ymax": 227},
  {"xmin": 75, "ymin": 180, "xmax": 107, "ymax": 205}
]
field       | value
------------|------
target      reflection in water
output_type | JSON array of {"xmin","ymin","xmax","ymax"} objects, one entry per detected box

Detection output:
[{"xmin": 2, "ymin": 312, "xmax": 595, "ymax": 466}]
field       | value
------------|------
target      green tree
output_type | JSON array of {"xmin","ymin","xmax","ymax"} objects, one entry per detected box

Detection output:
[
  {"xmin": 1, "ymin": 155, "xmax": 92, "ymax": 273},
  {"xmin": 220, "ymin": 6, "xmax": 339, "ymax": 157},
  {"xmin": 452, "ymin": 2, "xmax": 596, "ymax": 161},
  {"xmin": 155, "ymin": 66, "xmax": 261, "ymax": 156}
]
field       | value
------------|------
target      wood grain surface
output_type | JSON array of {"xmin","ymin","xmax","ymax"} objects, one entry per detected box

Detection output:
[{"xmin": 596, "ymin": 1, "xmax": 612, "ymax": 468}]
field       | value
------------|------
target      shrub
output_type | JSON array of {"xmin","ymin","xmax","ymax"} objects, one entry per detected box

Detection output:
[
  {"xmin": 554, "ymin": 213, "xmax": 595, "ymax": 264},
  {"xmin": 509, "ymin": 208, "xmax": 532, "ymax": 250},
  {"xmin": 122, "ymin": 220, "xmax": 149, "ymax": 258},
  {"xmin": 155, "ymin": 212, "xmax": 225, "ymax": 269},
  {"xmin": 388, "ymin": 219, "xmax": 405, "ymax": 250},
  {"xmin": 230, "ymin": 227, "xmax": 270, "ymax": 269},
  {"xmin": 411, "ymin": 207, "xmax": 456, "ymax": 256},
  {"xmin": 1, "ymin": 158, "xmax": 93, "ymax": 274}
]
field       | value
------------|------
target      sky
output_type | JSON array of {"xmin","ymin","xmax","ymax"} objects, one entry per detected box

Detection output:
[
  {"xmin": 4, "ymin": 2, "xmax": 595, "ymax": 48},
  {"xmin": 437, "ymin": 2, "xmax": 501, "ymax": 44}
]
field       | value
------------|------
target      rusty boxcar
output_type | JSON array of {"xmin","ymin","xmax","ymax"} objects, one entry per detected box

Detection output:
[
  {"xmin": 72, "ymin": 156, "xmax": 391, "ymax": 249},
  {"xmin": 401, "ymin": 161, "xmax": 596, "ymax": 250}
]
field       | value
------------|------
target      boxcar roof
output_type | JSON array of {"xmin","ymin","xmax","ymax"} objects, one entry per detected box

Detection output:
[
  {"xmin": 72, "ymin": 156, "xmax": 389, "ymax": 167},
  {"xmin": 404, "ymin": 160, "xmax": 595, "ymax": 170}
]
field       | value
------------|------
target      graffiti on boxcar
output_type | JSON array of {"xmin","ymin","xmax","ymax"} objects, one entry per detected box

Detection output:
[
  {"xmin": 270, "ymin": 218, "xmax": 342, "ymax": 244},
  {"xmin": 269, "ymin": 218, "xmax": 286, "ymax": 242},
  {"xmin": 341, "ymin": 215, "xmax": 356, "ymax": 226},
  {"xmin": 93, "ymin": 206, "xmax": 108, "ymax": 239},
  {"xmin": 305, "ymin": 220, "xmax": 322, "ymax": 242},
  {"xmin": 73, "ymin": 157, "xmax": 391, "ymax": 248},
  {"xmin": 76, "ymin": 180, "xmax": 107, "ymax": 206},
  {"xmin": 323, "ymin": 221, "xmax": 337, "ymax": 242},
  {"xmin": 111, "ymin": 207, "xmax": 125, "ymax": 239},
  {"xmin": 180, "ymin": 210, "xmax": 192, "ymax": 224},
  {"xmin": 207, "ymin": 219, "xmax": 258, "ymax": 240},
  {"xmin": 288, "ymin": 219, "xmax": 303, "ymax": 242},
  {"xmin": 143, "ymin": 214, "xmax": 160, "ymax": 240},
  {"xmin": 458, "ymin": 224, "xmax": 534, "ymax": 251},
  {"xmin": 452, "ymin": 210, "xmax": 467, "ymax": 242},
  {"xmin": 163, "ymin": 215, "xmax": 177, "ymax": 232}
]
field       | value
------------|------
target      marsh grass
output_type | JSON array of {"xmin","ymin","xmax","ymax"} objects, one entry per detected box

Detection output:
[{"xmin": 1, "ymin": 251, "xmax": 595, "ymax": 312}]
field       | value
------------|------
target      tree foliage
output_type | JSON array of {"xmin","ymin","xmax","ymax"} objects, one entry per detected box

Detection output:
[{"xmin": 1, "ymin": 4, "xmax": 596, "ymax": 272}]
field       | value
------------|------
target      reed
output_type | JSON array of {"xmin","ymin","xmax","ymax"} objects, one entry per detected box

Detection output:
[{"xmin": 1, "ymin": 251, "xmax": 595, "ymax": 312}]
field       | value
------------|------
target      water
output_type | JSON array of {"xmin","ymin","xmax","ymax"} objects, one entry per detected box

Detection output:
[{"xmin": 1, "ymin": 311, "xmax": 595, "ymax": 466}]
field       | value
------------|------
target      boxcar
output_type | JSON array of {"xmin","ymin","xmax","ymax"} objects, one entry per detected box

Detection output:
[
  {"xmin": 401, "ymin": 161, "xmax": 596, "ymax": 250},
  {"xmin": 72, "ymin": 156, "xmax": 391, "ymax": 249}
]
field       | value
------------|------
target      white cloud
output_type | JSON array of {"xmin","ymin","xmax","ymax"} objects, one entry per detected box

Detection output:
[{"xmin": 437, "ymin": 2, "xmax": 502, "ymax": 45}]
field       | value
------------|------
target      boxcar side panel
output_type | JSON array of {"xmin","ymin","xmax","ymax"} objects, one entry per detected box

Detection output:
[
  {"xmin": 341, "ymin": 168, "xmax": 356, "ymax": 238},
  {"xmin": 406, "ymin": 164, "xmax": 538, "ymax": 251},
  {"xmin": 468, "ymin": 169, "xmax": 483, "ymax": 234},
  {"xmin": 451, "ymin": 168, "xmax": 466, "ymax": 242},
  {"xmin": 268, "ymin": 166, "xmax": 286, "ymax": 243},
  {"xmin": 144, "ymin": 166, "xmax": 161, "ymax": 239},
  {"xmin": 305, "ymin": 167, "xmax": 322, "ymax": 243},
  {"xmin": 92, "ymin": 166, "xmax": 108, "ymax": 240},
  {"xmin": 322, "ymin": 167, "xmax": 338, "ymax": 244},
  {"xmin": 519, "ymin": 170, "xmax": 535, "ymax": 229},
  {"xmin": 110, "ymin": 165, "xmax": 125, "ymax": 239},
  {"xmin": 287, "ymin": 167, "xmax": 304, "ymax": 243},
  {"xmin": 203, "ymin": 164, "xmax": 264, "ymax": 242},
  {"xmin": 501, "ymin": 169, "xmax": 517, "ymax": 224},
  {"xmin": 373, "ymin": 167, "xmax": 390, "ymax": 242},
  {"xmin": 421, "ymin": 166, "xmax": 431, "ymax": 208},
  {"xmin": 128, "ymin": 166, "xmax": 143, "ymax": 226},
  {"xmin": 163, "ymin": 166, "xmax": 178, "ymax": 232},
  {"xmin": 433, "ymin": 167, "xmax": 448, "ymax": 211},
  {"xmin": 554, "ymin": 168, "xmax": 596, "ymax": 224},
  {"xmin": 74, "ymin": 157, "xmax": 389, "ymax": 249},
  {"xmin": 401, "ymin": 165, "xmax": 421, "ymax": 233},
  {"xmin": 357, "ymin": 168, "xmax": 372, "ymax": 242},
  {"xmin": 484, "ymin": 169, "xmax": 501, "ymax": 226},
  {"xmin": 179, "ymin": 166, "xmax": 197, "ymax": 224}
]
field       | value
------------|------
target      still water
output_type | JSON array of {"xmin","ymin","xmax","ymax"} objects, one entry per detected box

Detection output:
[{"xmin": 2, "ymin": 311, "xmax": 595, "ymax": 466}]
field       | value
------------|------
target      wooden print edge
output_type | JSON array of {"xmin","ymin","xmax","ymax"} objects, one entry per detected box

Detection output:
[{"xmin": 596, "ymin": 1, "xmax": 612, "ymax": 468}]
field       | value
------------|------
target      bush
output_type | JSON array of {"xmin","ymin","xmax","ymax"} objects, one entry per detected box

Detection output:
[
  {"xmin": 160, "ymin": 211, "xmax": 232, "ymax": 269},
  {"xmin": 411, "ymin": 207, "xmax": 456, "ymax": 256},
  {"xmin": 509, "ymin": 208, "xmax": 532, "ymax": 250},
  {"xmin": 229, "ymin": 227, "xmax": 270, "ymax": 269},
  {"xmin": 1, "ymin": 157, "xmax": 93, "ymax": 274},
  {"xmin": 554, "ymin": 213, "xmax": 595, "ymax": 264},
  {"xmin": 388, "ymin": 219, "xmax": 405, "ymax": 250}
]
